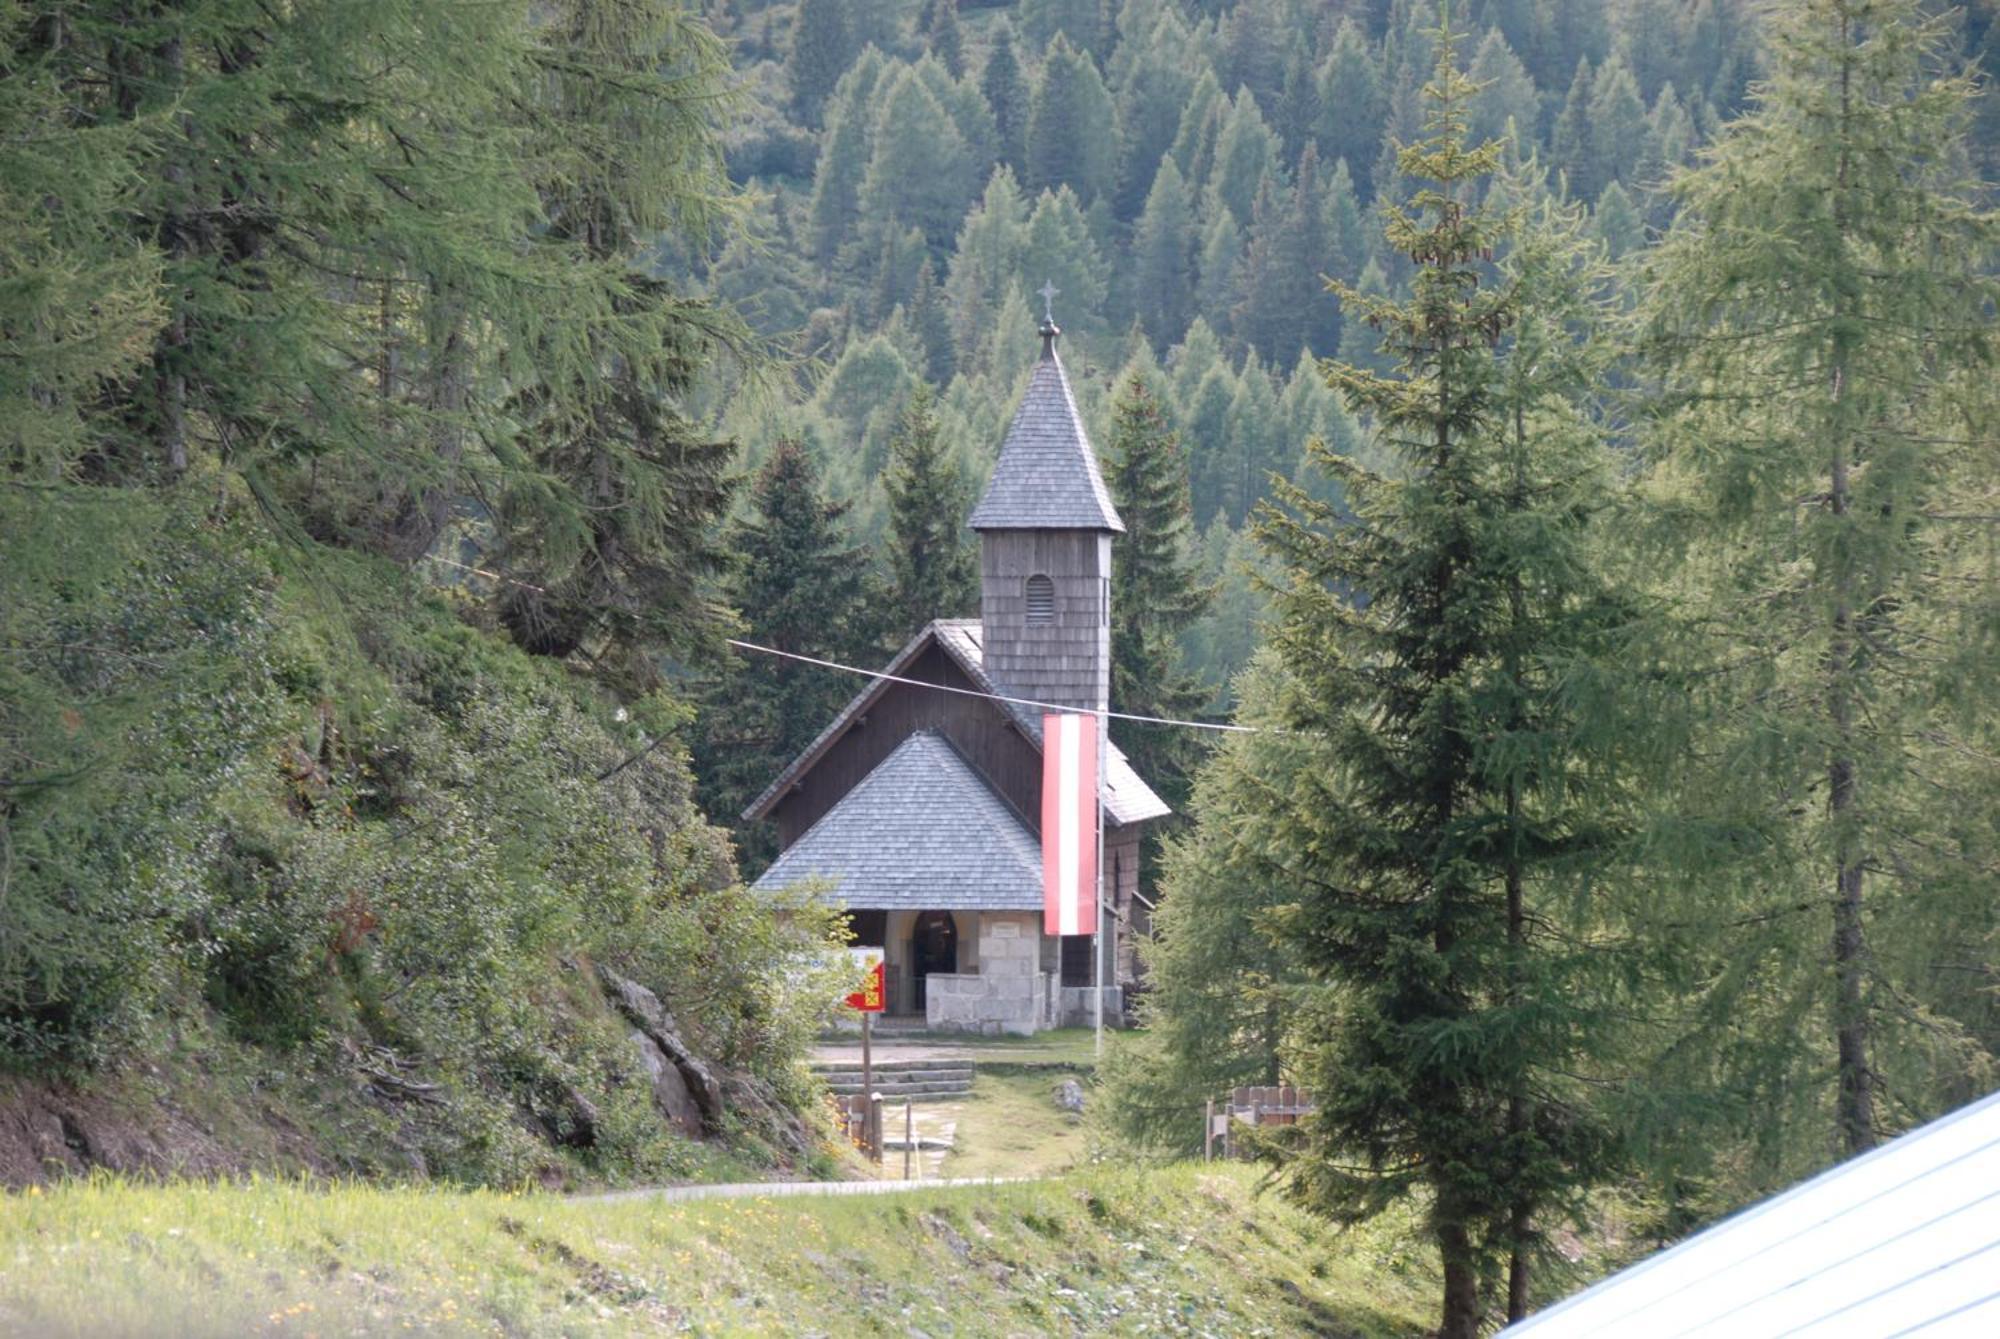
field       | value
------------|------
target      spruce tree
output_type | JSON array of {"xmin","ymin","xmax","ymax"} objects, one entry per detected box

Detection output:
[
  {"xmin": 922, "ymin": 0, "xmax": 965, "ymax": 78},
  {"xmin": 1110, "ymin": 14, "xmax": 1198, "ymax": 220},
  {"xmin": 1255, "ymin": 19, "xmax": 1636, "ymax": 1333},
  {"xmin": 1274, "ymin": 48, "xmax": 1324, "ymax": 163},
  {"xmin": 690, "ymin": 440, "xmax": 872, "ymax": 868},
  {"xmin": 1025, "ymin": 35, "xmax": 1118, "ymax": 205},
  {"xmin": 907, "ymin": 261, "xmax": 957, "ymax": 385},
  {"xmin": 787, "ymin": 0, "xmax": 855, "ymax": 127},
  {"xmin": 1637, "ymin": 0, "xmax": 2000, "ymax": 1163},
  {"xmin": 1105, "ymin": 375, "xmax": 1215, "ymax": 818},
  {"xmin": 492, "ymin": 0, "xmax": 747, "ymax": 674},
  {"xmin": 1317, "ymin": 20, "xmax": 1387, "ymax": 199},
  {"xmin": 981, "ymin": 23, "xmax": 1030, "ymax": 172},
  {"xmin": 881, "ymin": 386, "xmax": 978, "ymax": 635}
]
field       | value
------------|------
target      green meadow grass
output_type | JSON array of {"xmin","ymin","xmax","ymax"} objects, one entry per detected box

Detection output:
[{"xmin": 0, "ymin": 1165, "xmax": 1433, "ymax": 1337}]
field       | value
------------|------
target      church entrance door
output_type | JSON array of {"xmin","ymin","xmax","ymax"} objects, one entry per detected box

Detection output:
[{"xmin": 910, "ymin": 910, "xmax": 958, "ymax": 1013}]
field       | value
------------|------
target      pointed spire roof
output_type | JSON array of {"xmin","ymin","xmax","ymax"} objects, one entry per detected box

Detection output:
[{"xmin": 968, "ymin": 319, "xmax": 1124, "ymax": 533}]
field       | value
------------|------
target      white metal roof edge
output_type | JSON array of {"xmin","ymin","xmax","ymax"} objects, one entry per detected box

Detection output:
[{"xmin": 1506, "ymin": 1087, "xmax": 2000, "ymax": 1335}]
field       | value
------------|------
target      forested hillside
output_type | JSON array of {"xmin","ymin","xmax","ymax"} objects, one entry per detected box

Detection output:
[
  {"xmin": 1, "ymin": 0, "xmax": 839, "ymax": 1186},
  {"xmin": 690, "ymin": 0, "xmax": 2000, "ymax": 709}
]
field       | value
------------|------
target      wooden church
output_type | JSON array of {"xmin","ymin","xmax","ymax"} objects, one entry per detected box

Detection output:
[{"xmin": 747, "ymin": 315, "xmax": 1169, "ymax": 1034}]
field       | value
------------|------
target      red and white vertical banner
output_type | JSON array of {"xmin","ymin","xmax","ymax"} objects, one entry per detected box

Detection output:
[{"xmin": 1042, "ymin": 712, "xmax": 1099, "ymax": 937}]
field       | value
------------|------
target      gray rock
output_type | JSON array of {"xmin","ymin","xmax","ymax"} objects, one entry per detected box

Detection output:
[
  {"xmin": 601, "ymin": 966, "xmax": 724, "ymax": 1131},
  {"xmin": 631, "ymin": 1030, "xmax": 704, "ymax": 1138},
  {"xmin": 1054, "ymin": 1078, "xmax": 1086, "ymax": 1114}
]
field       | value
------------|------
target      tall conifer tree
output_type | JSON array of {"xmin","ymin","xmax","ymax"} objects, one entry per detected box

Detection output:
[
  {"xmin": 494, "ymin": 0, "xmax": 745, "ymax": 674},
  {"xmin": 981, "ymin": 24, "xmax": 1030, "ymax": 172},
  {"xmin": 1106, "ymin": 375, "xmax": 1214, "ymax": 818},
  {"xmin": 691, "ymin": 440, "xmax": 871, "ymax": 867},
  {"xmin": 1638, "ymin": 0, "xmax": 2000, "ymax": 1163},
  {"xmin": 1256, "ymin": 16, "xmax": 1637, "ymax": 1333},
  {"xmin": 1132, "ymin": 159, "xmax": 1197, "ymax": 350},
  {"xmin": 881, "ymin": 386, "xmax": 978, "ymax": 634},
  {"xmin": 1025, "ymin": 35, "xmax": 1117, "ymax": 205},
  {"xmin": 787, "ymin": 0, "xmax": 854, "ymax": 127}
]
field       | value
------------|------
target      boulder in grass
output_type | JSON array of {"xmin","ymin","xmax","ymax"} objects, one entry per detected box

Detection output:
[{"xmin": 1054, "ymin": 1078, "xmax": 1086, "ymax": 1114}]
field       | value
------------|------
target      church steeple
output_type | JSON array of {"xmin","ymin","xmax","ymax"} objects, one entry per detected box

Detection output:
[
  {"xmin": 970, "ymin": 307, "xmax": 1119, "ymax": 715},
  {"xmin": 967, "ymin": 313, "xmax": 1123, "ymax": 535}
]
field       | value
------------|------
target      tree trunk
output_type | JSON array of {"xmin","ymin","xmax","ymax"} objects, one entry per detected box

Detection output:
[
  {"xmin": 1828, "ymin": 416, "xmax": 1871, "ymax": 1156},
  {"xmin": 1437, "ymin": 1215, "xmax": 1484, "ymax": 1339},
  {"xmin": 380, "ymin": 295, "xmax": 467, "ymax": 561},
  {"xmin": 1826, "ymin": 11, "xmax": 1873, "ymax": 1160}
]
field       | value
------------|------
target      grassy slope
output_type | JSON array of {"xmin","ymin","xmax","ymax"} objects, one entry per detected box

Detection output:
[
  {"xmin": 941, "ymin": 1072, "xmax": 1089, "ymax": 1180},
  {"xmin": 0, "ymin": 1166, "xmax": 1434, "ymax": 1337}
]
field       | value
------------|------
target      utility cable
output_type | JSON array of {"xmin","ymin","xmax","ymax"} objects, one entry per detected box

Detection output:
[{"xmin": 724, "ymin": 638, "xmax": 1256, "ymax": 734}]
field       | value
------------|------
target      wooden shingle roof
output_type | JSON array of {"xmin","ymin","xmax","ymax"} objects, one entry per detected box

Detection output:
[
  {"xmin": 750, "ymin": 731, "xmax": 1042, "ymax": 910},
  {"xmin": 967, "ymin": 337, "xmax": 1124, "ymax": 534},
  {"xmin": 740, "ymin": 619, "xmax": 1169, "ymax": 827}
]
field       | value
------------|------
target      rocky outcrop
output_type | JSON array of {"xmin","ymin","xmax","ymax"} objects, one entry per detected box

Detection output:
[
  {"xmin": 599, "ymin": 967, "xmax": 724, "ymax": 1134},
  {"xmin": 630, "ymin": 1030, "xmax": 705, "ymax": 1139}
]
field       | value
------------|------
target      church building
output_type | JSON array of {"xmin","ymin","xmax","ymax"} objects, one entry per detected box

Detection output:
[{"xmin": 746, "ymin": 316, "xmax": 1169, "ymax": 1034}]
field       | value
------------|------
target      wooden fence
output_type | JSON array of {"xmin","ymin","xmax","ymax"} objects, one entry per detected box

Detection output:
[{"xmin": 1205, "ymin": 1086, "xmax": 1314, "ymax": 1160}]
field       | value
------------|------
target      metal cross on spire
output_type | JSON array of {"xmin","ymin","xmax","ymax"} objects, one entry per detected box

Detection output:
[{"xmin": 1038, "ymin": 280, "xmax": 1059, "ymax": 325}]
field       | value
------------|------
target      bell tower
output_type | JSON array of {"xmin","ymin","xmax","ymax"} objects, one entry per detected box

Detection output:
[{"xmin": 967, "ymin": 306, "xmax": 1123, "ymax": 714}]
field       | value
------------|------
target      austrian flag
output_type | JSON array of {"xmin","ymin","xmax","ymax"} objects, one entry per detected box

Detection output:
[{"xmin": 1041, "ymin": 712, "xmax": 1099, "ymax": 937}]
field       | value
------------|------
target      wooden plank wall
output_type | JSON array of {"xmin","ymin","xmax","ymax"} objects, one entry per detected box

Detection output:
[
  {"xmin": 774, "ymin": 643, "xmax": 1042, "ymax": 847},
  {"xmin": 979, "ymin": 530, "xmax": 1111, "ymax": 716}
]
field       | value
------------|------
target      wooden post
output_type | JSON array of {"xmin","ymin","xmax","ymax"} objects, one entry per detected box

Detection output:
[
  {"xmin": 1204, "ymin": 1098, "xmax": 1215, "ymax": 1162},
  {"xmin": 861, "ymin": 1009, "xmax": 877, "ymax": 1162},
  {"xmin": 904, "ymin": 1099, "xmax": 913, "ymax": 1180}
]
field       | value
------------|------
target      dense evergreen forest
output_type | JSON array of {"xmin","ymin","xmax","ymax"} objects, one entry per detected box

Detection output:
[
  {"xmin": 692, "ymin": 0, "xmax": 2000, "ymax": 698},
  {"xmin": 1, "ymin": 0, "xmax": 842, "ymax": 1186}
]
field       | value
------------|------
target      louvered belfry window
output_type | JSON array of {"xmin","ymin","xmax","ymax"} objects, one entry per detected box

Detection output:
[{"xmin": 1025, "ymin": 573, "xmax": 1055, "ymax": 624}]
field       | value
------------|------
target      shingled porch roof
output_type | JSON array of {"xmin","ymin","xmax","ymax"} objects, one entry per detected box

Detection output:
[
  {"xmin": 750, "ymin": 731, "xmax": 1043, "ymax": 911},
  {"xmin": 740, "ymin": 619, "xmax": 1170, "ymax": 827}
]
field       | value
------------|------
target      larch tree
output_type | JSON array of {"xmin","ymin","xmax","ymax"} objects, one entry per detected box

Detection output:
[
  {"xmin": 921, "ymin": 0, "xmax": 964, "ymax": 78},
  {"xmin": 1132, "ymin": 159, "xmax": 1198, "ymax": 350},
  {"xmin": 1637, "ymin": 0, "xmax": 2000, "ymax": 1164},
  {"xmin": 1099, "ymin": 656, "xmax": 1305, "ymax": 1152},
  {"xmin": 881, "ymin": 386, "xmax": 978, "ymax": 635},
  {"xmin": 1254, "ymin": 16, "xmax": 1641, "ymax": 1334}
]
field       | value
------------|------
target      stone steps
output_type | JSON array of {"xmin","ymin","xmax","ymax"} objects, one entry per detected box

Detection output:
[
  {"xmin": 812, "ymin": 1058, "xmax": 975, "ymax": 1100},
  {"xmin": 813, "ymin": 1058, "xmax": 970, "ymax": 1074},
  {"xmin": 823, "ymin": 1078, "xmax": 972, "ymax": 1099}
]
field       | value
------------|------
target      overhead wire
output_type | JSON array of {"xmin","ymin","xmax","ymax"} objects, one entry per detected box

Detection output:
[{"xmin": 723, "ymin": 638, "xmax": 1256, "ymax": 734}]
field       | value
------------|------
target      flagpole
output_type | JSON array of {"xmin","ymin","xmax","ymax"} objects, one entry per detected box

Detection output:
[{"xmin": 1094, "ymin": 706, "xmax": 1106, "ymax": 1063}]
